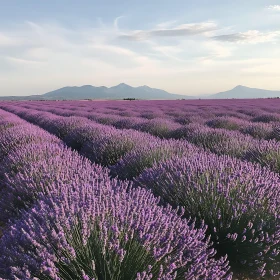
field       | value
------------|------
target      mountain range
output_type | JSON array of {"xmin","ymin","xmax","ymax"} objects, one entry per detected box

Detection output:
[
  {"xmin": 0, "ymin": 84, "xmax": 280, "ymax": 100},
  {"xmin": 207, "ymin": 85, "xmax": 280, "ymax": 99}
]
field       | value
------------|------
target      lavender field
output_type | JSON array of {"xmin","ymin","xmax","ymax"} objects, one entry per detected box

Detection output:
[{"xmin": 1, "ymin": 99, "xmax": 280, "ymax": 279}]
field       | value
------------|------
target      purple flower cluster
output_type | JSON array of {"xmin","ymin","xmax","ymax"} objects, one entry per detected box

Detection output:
[
  {"xmin": 0, "ymin": 109, "xmax": 231, "ymax": 279},
  {"xmin": 171, "ymin": 123, "xmax": 254, "ymax": 158},
  {"xmin": 0, "ymin": 182, "xmax": 231, "ymax": 279},
  {"xmin": 0, "ymin": 107, "xmax": 199, "ymax": 178},
  {"xmin": 135, "ymin": 153, "xmax": 280, "ymax": 277},
  {"xmin": 241, "ymin": 122, "xmax": 273, "ymax": 139},
  {"xmin": 4, "ymin": 102, "xmax": 280, "ymax": 177},
  {"xmin": 205, "ymin": 116, "xmax": 249, "ymax": 131},
  {"xmin": 0, "ymin": 110, "xmax": 108, "ymax": 225},
  {"xmin": 133, "ymin": 118, "xmax": 181, "ymax": 138},
  {"xmin": 270, "ymin": 124, "xmax": 280, "ymax": 141},
  {"xmin": 252, "ymin": 113, "xmax": 280, "ymax": 123},
  {"xmin": 110, "ymin": 139, "xmax": 199, "ymax": 180},
  {"xmin": 243, "ymin": 139, "xmax": 280, "ymax": 173},
  {"xmin": 0, "ymin": 124, "xmax": 61, "ymax": 161},
  {"xmin": 80, "ymin": 128, "xmax": 155, "ymax": 166},
  {"xmin": 4, "ymin": 99, "xmax": 280, "ymax": 143}
]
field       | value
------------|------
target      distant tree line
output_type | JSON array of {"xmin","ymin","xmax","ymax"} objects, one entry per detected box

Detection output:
[{"xmin": 123, "ymin": 98, "xmax": 137, "ymax": 101}]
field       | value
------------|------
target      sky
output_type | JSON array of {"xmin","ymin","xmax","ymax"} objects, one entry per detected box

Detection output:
[{"xmin": 0, "ymin": 0, "xmax": 280, "ymax": 96}]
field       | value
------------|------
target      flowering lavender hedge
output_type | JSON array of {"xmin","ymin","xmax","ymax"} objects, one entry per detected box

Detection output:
[
  {"xmin": 0, "ymin": 123, "xmax": 61, "ymax": 161},
  {"xmin": 63, "ymin": 122, "xmax": 115, "ymax": 150},
  {"xmin": 110, "ymin": 139, "xmax": 199, "ymax": 180},
  {"xmin": 0, "ymin": 111, "xmax": 109, "ymax": 224},
  {"xmin": 1, "ymin": 107, "xmax": 198, "ymax": 177},
  {"xmin": 113, "ymin": 117, "xmax": 145, "ymax": 129},
  {"xmin": 0, "ymin": 142, "xmax": 109, "ymax": 224},
  {"xmin": 0, "ymin": 181, "xmax": 231, "ymax": 280},
  {"xmin": 81, "ymin": 129, "xmax": 155, "ymax": 166},
  {"xmin": 243, "ymin": 139, "xmax": 280, "ymax": 173},
  {"xmin": 133, "ymin": 118, "xmax": 181, "ymax": 138},
  {"xmin": 0, "ymin": 114, "xmax": 23, "ymax": 132},
  {"xmin": 4, "ymin": 104, "xmax": 280, "ymax": 179},
  {"xmin": 270, "ymin": 124, "xmax": 280, "ymax": 141},
  {"xmin": 0, "ymin": 109, "xmax": 231, "ymax": 279},
  {"xmin": 135, "ymin": 153, "xmax": 280, "ymax": 277},
  {"xmin": 205, "ymin": 116, "xmax": 249, "ymax": 131},
  {"xmin": 252, "ymin": 113, "xmax": 280, "ymax": 123},
  {"xmin": 3, "ymin": 101, "xmax": 280, "ymax": 278},
  {"xmin": 171, "ymin": 124, "xmax": 255, "ymax": 158},
  {"xmin": 241, "ymin": 122, "xmax": 273, "ymax": 139}
]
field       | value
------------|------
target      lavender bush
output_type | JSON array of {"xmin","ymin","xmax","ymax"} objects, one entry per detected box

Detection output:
[
  {"xmin": 135, "ymin": 153, "xmax": 280, "ymax": 277},
  {"xmin": 0, "ymin": 180, "xmax": 231, "ymax": 279},
  {"xmin": 205, "ymin": 116, "xmax": 247, "ymax": 131},
  {"xmin": 110, "ymin": 139, "xmax": 198, "ymax": 180},
  {"xmin": 243, "ymin": 139, "xmax": 280, "ymax": 173},
  {"xmin": 113, "ymin": 117, "xmax": 145, "ymax": 129},
  {"xmin": 81, "ymin": 129, "xmax": 154, "ymax": 166},
  {"xmin": 134, "ymin": 118, "xmax": 181, "ymax": 138},
  {"xmin": 171, "ymin": 124, "xmax": 254, "ymax": 158},
  {"xmin": 241, "ymin": 123, "xmax": 273, "ymax": 139},
  {"xmin": 270, "ymin": 124, "xmax": 280, "ymax": 141},
  {"xmin": 0, "ymin": 124, "xmax": 60, "ymax": 161},
  {"xmin": 0, "ymin": 141, "xmax": 108, "ymax": 224},
  {"xmin": 63, "ymin": 123, "xmax": 114, "ymax": 150},
  {"xmin": 252, "ymin": 113, "xmax": 280, "ymax": 123}
]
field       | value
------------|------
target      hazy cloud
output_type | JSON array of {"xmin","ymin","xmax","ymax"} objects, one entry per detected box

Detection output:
[
  {"xmin": 114, "ymin": 16, "xmax": 125, "ymax": 30},
  {"xmin": 5, "ymin": 56, "xmax": 46, "ymax": 65},
  {"xmin": 212, "ymin": 30, "xmax": 280, "ymax": 43},
  {"xmin": 266, "ymin": 5, "xmax": 280, "ymax": 11},
  {"xmin": 119, "ymin": 22, "xmax": 217, "ymax": 41},
  {"xmin": 0, "ymin": 33, "xmax": 22, "ymax": 46},
  {"xmin": 155, "ymin": 21, "xmax": 178, "ymax": 29}
]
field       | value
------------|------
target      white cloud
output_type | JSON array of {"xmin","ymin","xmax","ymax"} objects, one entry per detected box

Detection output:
[
  {"xmin": 118, "ymin": 21, "xmax": 218, "ymax": 40},
  {"xmin": 87, "ymin": 44, "xmax": 136, "ymax": 57},
  {"xmin": 267, "ymin": 5, "xmax": 280, "ymax": 11},
  {"xmin": 155, "ymin": 20, "xmax": 178, "ymax": 29},
  {"xmin": 5, "ymin": 56, "xmax": 46, "ymax": 65},
  {"xmin": 114, "ymin": 16, "xmax": 125, "ymax": 31},
  {"xmin": 199, "ymin": 41, "xmax": 233, "ymax": 60},
  {"xmin": 212, "ymin": 30, "xmax": 280, "ymax": 43},
  {"xmin": 0, "ymin": 33, "xmax": 22, "ymax": 46}
]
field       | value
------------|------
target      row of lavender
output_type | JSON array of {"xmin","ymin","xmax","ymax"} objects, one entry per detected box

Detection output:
[
  {"xmin": 13, "ymin": 99, "xmax": 280, "ymax": 119},
  {"xmin": 34, "ymin": 106, "xmax": 280, "ymax": 141},
  {"xmin": 2, "ymin": 105, "xmax": 280, "ymax": 277},
  {"xmin": 9, "ymin": 99, "xmax": 280, "ymax": 141},
  {"xmin": 0, "ymin": 110, "xmax": 230, "ymax": 279},
  {"xmin": 3, "ymin": 103, "xmax": 280, "ymax": 175}
]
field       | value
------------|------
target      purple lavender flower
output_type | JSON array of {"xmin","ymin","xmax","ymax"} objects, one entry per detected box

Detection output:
[
  {"xmin": 110, "ymin": 139, "xmax": 199, "ymax": 180},
  {"xmin": 0, "ymin": 180, "xmax": 231, "ymax": 279},
  {"xmin": 135, "ymin": 153, "xmax": 280, "ymax": 277}
]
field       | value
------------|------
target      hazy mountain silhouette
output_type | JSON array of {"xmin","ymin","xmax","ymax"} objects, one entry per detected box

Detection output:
[
  {"xmin": 0, "ymin": 84, "xmax": 280, "ymax": 100},
  {"xmin": 208, "ymin": 85, "xmax": 280, "ymax": 99},
  {"xmin": 41, "ymin": 83, "xmax": 194, "ymax": 100}
]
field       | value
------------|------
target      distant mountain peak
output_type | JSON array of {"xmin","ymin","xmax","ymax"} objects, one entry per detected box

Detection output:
[
  {"xmin": 139, "ymin": 85, "xmax": 151, "ymax": 89},
  {"xmin": 115, "ymin": 83, "xmax": 131, "ymax": 88},
  {"xmin": 234, "ymin": 85, "xmax": 245, "ymax": 89},
  {"xmin": 209, "ymin": 85, "xmax": 280, "ymax": 99}
]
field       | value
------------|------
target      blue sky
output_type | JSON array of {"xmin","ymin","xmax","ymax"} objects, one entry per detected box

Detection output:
[{"xmin": 0, "ymin": 0, "xmax": 280, "ymax": 96}]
